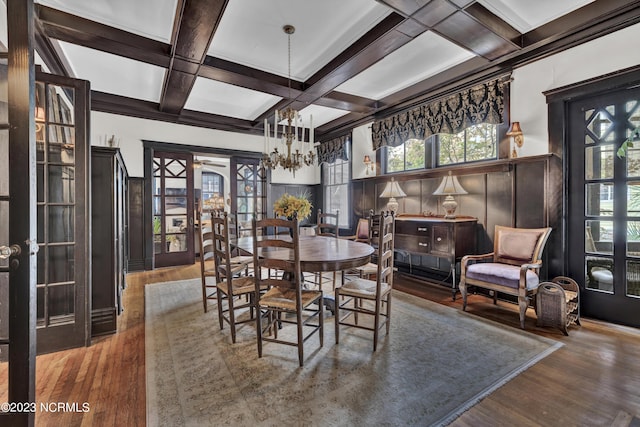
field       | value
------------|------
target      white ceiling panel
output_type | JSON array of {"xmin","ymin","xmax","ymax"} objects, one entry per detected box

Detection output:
[
  {"xmin": 478, "ymin": 0, "xmax": 596, "ymax": 33},
  {"xmin": 336, "ymin": 31, "xmax": 476, "ymax": 100},
  {"xmin": 36, "ymin": 0, "xmax": 177, "ymax": 43},
  {"xmin": 185, "ymin": 77, "xmax": 282, "ymax": 121},
  {"xmin": 208, "ymin": 0, "xmax": 391, "ymax": 81},
  {"xmin": 58, "ymin": 41, "xmax": 165, "ymax": 102},
  {"xmin": 298, "ymin": 104, "xmax": 350, "ymax": 129}
]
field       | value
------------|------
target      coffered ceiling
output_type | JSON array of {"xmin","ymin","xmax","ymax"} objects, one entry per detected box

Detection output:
[{"xmin": 22, "ymin": 0, "xmax": 640, "ymax": 142}]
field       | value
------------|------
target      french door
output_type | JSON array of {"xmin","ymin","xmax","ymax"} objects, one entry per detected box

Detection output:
[
  {"xmin": 152, "ymin": 151, "xmax": 194, "ymax": 267},
  {"xmin": 34, "ymin": 71, "xmax": 90, "ymax": 353},
  {"xmin": 231, "ymin": 157, "xmax": 267, "ymax": 231},
  {"xmin": 568, "ymin": 86, "xmax": 640, "ymax": 327}
]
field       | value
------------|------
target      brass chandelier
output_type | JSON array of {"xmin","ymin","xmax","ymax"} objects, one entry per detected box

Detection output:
[{"xmin": 261, "ymin": 25, "xmax": 316, "ymax": 176}]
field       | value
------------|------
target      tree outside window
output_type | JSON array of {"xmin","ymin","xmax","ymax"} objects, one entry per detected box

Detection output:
[
  {"xmin": 438, "ymin": 123, "xmax": 497, "ymax": 166},
  {"xmin": 387, "ymin": 138, "xmax": 425, "ymax": 172}
]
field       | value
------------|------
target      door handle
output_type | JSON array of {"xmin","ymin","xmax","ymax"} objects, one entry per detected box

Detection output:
[{"xmin": 0, "ymin": 244, "xmax": 21, "ymax": 259}]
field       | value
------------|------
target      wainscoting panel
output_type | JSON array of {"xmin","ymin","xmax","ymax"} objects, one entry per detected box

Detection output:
[{"xmin": 351, "ymin": 154, "xmax": 563, "ymax": 281}]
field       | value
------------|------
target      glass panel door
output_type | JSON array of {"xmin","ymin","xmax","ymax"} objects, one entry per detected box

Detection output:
[
  {"xmin": 35, "ymin": 71, "xmax": 90, "ymax": 353},
  {"xmin": 231, "ymin": 157, "xmax": 266, "ymax": 235},
  {"xmin": 153, "ymin": 151, "xmax": 194, "ymax": 267},
  {"xmin": 569, "ymin": 87, "xmax": 640, "ymax": 326}
]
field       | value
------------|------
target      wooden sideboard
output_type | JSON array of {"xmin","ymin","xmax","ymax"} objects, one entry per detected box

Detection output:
[{"xmin": 394, "ymin": 215, "xmax": 477, "ymax": 299}]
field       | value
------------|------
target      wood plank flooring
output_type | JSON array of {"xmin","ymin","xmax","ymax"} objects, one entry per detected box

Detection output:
[{"xmin": 1, "ymin": 265, "xmax": 639, "ymax": 426}]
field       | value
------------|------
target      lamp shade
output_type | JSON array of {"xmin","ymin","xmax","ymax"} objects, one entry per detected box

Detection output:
[
  {"xmin": 432, "ymin": 171, "xmax": 467, "ymax": 196},
  {"xmin": 506, "ymin": 121, "xmax": 523, "ymax": 136},
  {"xmin": 379, "ymin": 178, "xmax": 406, "ymax": 198}
]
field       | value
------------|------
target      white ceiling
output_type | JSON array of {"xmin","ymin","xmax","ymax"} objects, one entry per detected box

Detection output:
[{"xmin": 29, "ymin": 0, "xmax": 597, "ymax": 129}]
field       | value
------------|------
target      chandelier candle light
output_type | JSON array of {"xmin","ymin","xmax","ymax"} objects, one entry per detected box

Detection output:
[{"xmin": 262, "ymin": 25, "xmax": 316, "ymax": 176}]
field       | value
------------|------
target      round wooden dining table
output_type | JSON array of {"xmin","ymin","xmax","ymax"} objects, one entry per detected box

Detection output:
[
  {"xmin": 234, "ymin": 234, "xmax": 375, "ymax": 314},
  {"xmin": 234, "ymin": 234, "xmax": 375, "ymax": 273}
]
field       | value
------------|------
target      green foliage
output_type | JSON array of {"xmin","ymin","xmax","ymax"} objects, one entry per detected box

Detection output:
[
  {"xmin": 617, "ymin": 125, "xmax": 640, "ymax": 158},
  {"xmin": 438, "ymin": 123, "xmax": 496, "ymax": 166}
]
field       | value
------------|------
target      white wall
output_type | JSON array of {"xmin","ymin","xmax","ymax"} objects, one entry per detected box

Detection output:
[
  {"xmin": 510, "ymin": 22, "xmax": 640, "ymax": 157},
  {"xmin": 91, "ymin": 111, "xmax": 319, "ymax": 184},
  {"xmin": 352, "ymin": 121, "xmax": 376, "ymax": 179}
]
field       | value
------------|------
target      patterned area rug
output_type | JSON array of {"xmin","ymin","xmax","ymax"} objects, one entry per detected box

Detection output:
[{"xmin": 145, "ymin": 279, "xmax": 562, "ymax": 426}]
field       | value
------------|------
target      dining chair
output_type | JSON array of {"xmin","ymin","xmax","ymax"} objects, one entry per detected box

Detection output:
[
  {"xmin": 352, "ymin": 210, "xmax": 382, "ymax": 279},
  {"xmin": 227, "ymin": 211, "xmax": 254, "ymax": 276},
  {"xmin": 199, "ymin": 208, "xmax": 254, "ymax": 313},
  {"xmin": 251, "ymin": 215, "xmax": 324, "ymax": 367},
  {"xmin": 335, "ymin": 211, "xmax": 395, "ymax": 351},
  {"xmin": 314, "ymin": 209, "xmax": 340, "ymax": 290},
  {"xmin": 212, "ymin": 212, "xmax": 265, "ymax": 343},
  {"xmin": 198, "ymin": 208, "xmax": 218, "ymax": 313}
]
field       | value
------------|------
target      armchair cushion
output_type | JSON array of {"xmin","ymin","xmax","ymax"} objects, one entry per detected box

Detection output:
[
  {"xmin": 497, "ymin": 230, "xmax": 545, "ymax": 262},
  {"xmin": 466, "ymin": 262, "xmax": 540, "ymax": 290}
]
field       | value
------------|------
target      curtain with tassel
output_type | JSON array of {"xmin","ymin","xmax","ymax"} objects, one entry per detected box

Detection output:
[{"xmin": 371, "ymin": 76, "xmax": 509, "ymax": 149}]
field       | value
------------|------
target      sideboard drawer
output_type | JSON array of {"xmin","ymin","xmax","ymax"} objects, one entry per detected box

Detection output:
[
  {"xmin": 395, "ymin": 234, "xmax": 430, "ymax": 254},
  {"xmin": 395, "ymin": 220, "xmax": 430, "ymax": 235}
]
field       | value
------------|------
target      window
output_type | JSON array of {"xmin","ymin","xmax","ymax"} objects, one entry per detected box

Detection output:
[
  {"xmin": 437, "ymin": 123, "xmax": 497, "ymax": 166},
  {"xmin": 201, "ymin": 172, "xmax": 224, "ymax": 209},
  {"xmin": 387, "ymin": 138, "xmax": 425, "ymax": 173},
  {"xmin": 322, "ymin": 154, "xmax": 350, "ymax": 228},
  {"xmin": 384, "ymin": 124, "xmax": 497, "ymax": 173}
]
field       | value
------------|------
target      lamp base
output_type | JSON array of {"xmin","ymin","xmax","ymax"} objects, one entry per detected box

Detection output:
[
  {"xmin": 442, "ymin": 195, "xmax": 458, "ymax": 219},
  {"xmin": 386, "ymin": 197, "xmax": 399, "ymax": 213}
]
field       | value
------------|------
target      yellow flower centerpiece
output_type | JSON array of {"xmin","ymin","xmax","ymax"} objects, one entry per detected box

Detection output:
[{"xmin": 274, "ymin": 193, "xmax": 312, "ymax": 221}]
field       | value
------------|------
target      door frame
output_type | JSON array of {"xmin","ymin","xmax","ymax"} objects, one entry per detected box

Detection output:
[
  {"xmin": 142, "ymin": 140, "xmax": 260, "ymax": 270},
  {"xmin": 2, "ymin": 0, "xmax": 37, "ymax": 425}
]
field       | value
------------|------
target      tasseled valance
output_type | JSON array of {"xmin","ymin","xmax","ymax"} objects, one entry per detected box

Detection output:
[
  {"xmin": 316, "ymin": 134, "xmax": 350, "ymax": 164},
  {"xmin": 371, "ymin": 76, "xmax": 509, "ymax": 149}
]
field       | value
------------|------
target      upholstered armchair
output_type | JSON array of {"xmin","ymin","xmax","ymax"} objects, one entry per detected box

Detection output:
[{"xmin": 459, "ymin": 225, "xmax": 552, "ymax": 329}]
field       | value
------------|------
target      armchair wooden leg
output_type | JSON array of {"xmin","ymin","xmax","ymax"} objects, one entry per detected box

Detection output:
[
  {"xmin": 518, "ymin": 296, "xmax": 529, "ymax": 329},
  {"xmin": 460, "ymin": 280, "xmax": 468, "ymax": 311}
]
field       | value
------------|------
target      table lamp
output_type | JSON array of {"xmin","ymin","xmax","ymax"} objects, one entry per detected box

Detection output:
[
  {"xmin": 379, "ymin": 178, "xmax": 406, "ymax": 213},
  {"xmin": 433, "ymin": 171, "xmax": 467, "ymax": 218}
]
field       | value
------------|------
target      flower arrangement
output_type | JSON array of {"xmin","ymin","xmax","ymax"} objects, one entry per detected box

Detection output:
[{"xmin": 273, "ymin": 193, "xmax": 312, "ymax": 221}]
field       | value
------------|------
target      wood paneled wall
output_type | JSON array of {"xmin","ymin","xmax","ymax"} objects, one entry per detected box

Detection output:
[
  {"xmin": 128, "ymin": 177, "xmax": 146, "ymax": 271},
  {"xmin": 269, "ymin": 183, "xmax": 321, "ymax": 225},
  {"xmin": 350, "ymin": 154, "xmax": 563, "ymax": 280}
]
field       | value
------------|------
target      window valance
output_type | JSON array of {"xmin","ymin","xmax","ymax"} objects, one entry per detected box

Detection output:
[
  {"xmin": 371, "ymin": 76, "xmax": 509, "ymax": 150},
  {"xmin": 316, "ymin": 134, "xmax": 350, "ymax": 164}
]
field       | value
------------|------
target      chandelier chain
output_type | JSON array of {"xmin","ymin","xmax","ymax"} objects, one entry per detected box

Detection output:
[{"xmin": 261, "ymin": 24, "xmax": 316, "ymax": 177}]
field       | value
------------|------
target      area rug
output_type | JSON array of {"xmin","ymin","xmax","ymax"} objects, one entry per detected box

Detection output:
[{"xmin": 145, "ymin": 279, "xmax": 562, "ymax": 427}]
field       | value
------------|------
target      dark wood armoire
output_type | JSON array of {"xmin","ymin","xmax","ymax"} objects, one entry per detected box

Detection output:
[{"xmin": 91, "ymin": 146, "xmax": 128, "ymax": 336}]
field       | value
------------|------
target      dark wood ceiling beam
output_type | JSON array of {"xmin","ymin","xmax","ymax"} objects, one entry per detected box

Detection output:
[
  {"xmin": 522, "ymin": 0, "xmax": 640, "ymax": 48},
  {"xmin": 377, "ymin": 1, "xmax": 522, "ymax": 60},
  {"xmin": 36, "ymin": 4, "xmax": 171, "ymax": 68},
  {"xmin": 433, "ymin": 10, "xmax": 520, "ymax": 60},
  {"xmin": 462, "ymin": 3, "xmax": 521, "ymax": 45},
  {"xmin": 297, "ymin": 13, "xmax": 409, "ymax": 103},
  {"xmin": 91, "ymin": 91, "xmax": 261, "ymax": 135},
  {"xmin": 34, "ymin": 18, "xmax": 73, "ymax": 77},
  {"xmin": 159, "ymin": 0, "xmax": 229, "ymax": 114},
  {"xmin": 200, "ymin": 56, "xmax": 301, "ymax": 99}
]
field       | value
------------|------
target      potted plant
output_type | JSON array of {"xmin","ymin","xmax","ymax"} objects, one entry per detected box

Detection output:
[{"xmin": 273, "ymin": 193, "xmax": 312, "ymax": 222}]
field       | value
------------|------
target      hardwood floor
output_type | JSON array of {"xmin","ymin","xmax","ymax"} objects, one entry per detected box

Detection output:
[{"xmin": 1, "ymin": 265, "xmax": 639, "ymax": 426}]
